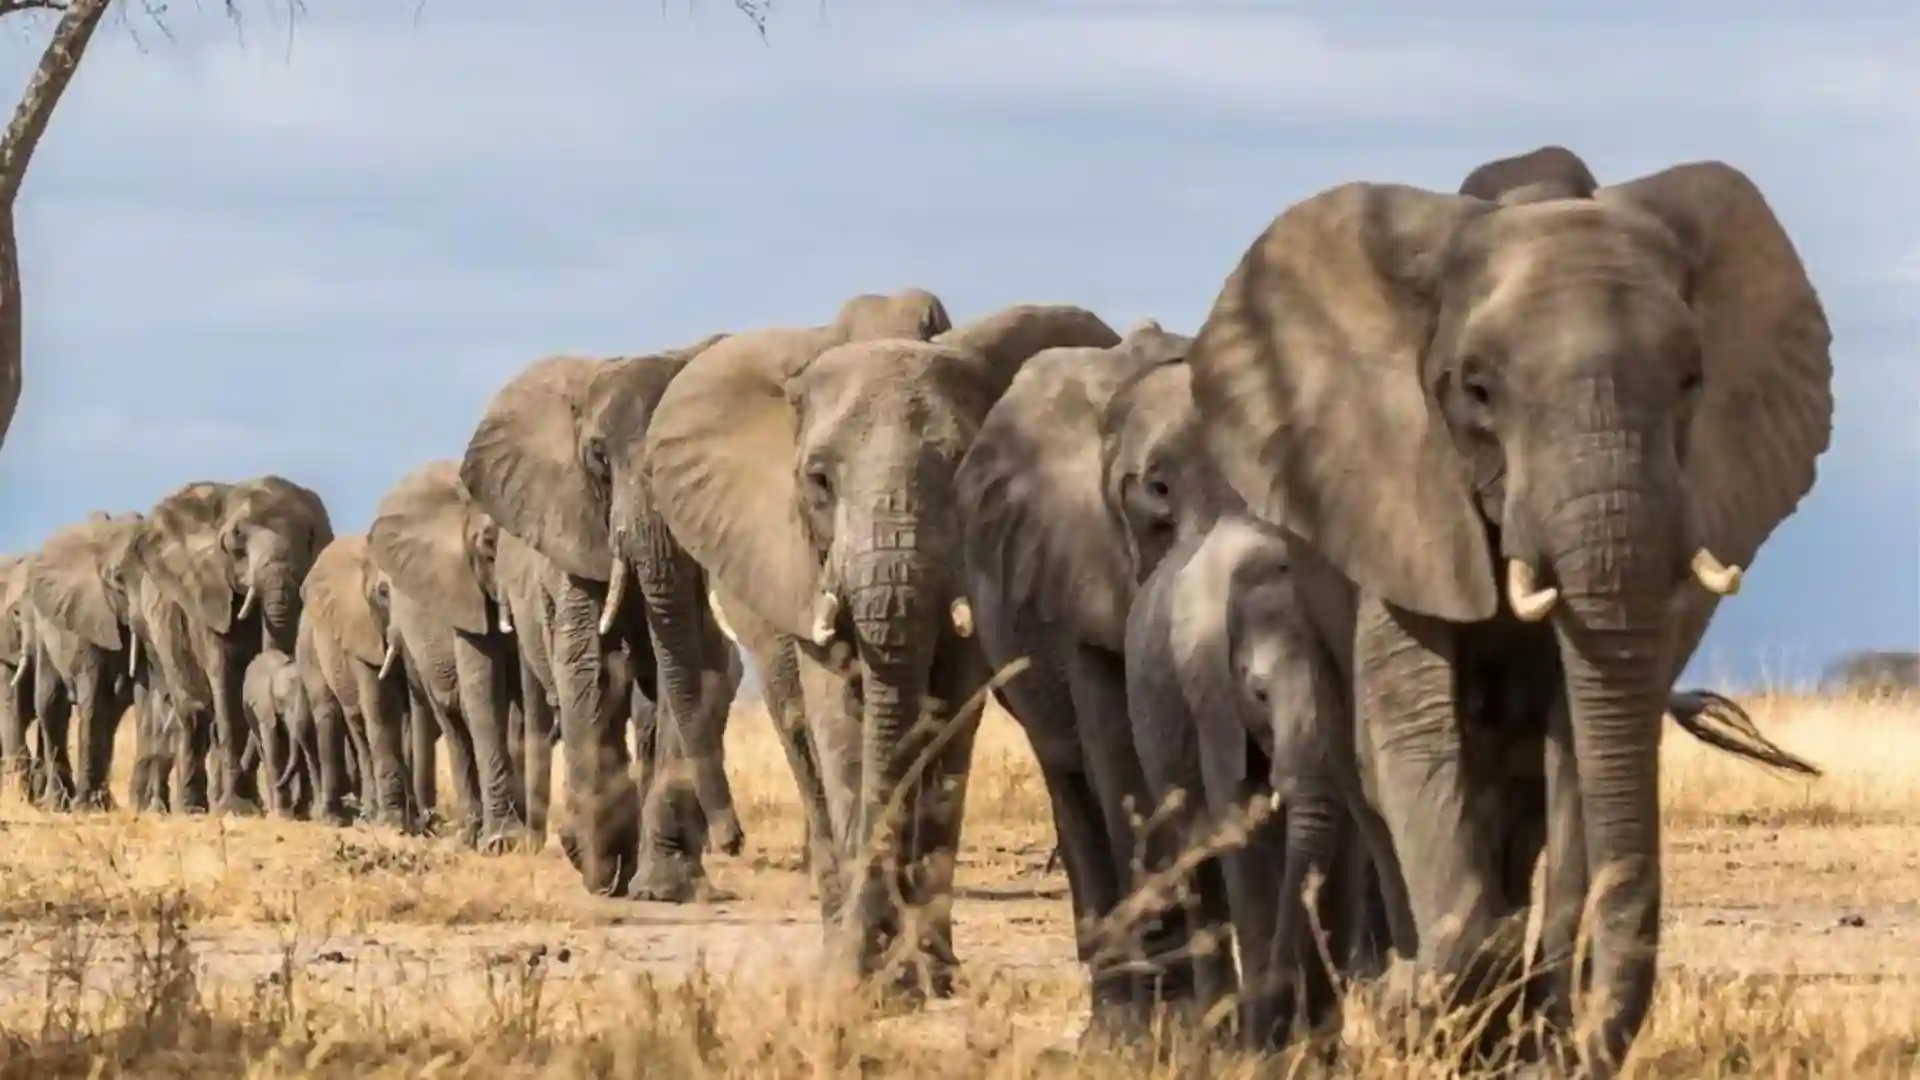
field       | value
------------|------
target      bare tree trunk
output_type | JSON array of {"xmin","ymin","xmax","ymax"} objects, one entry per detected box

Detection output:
[{"xmin": 0, "ymin": 0, "xmax": 114, "ymax": 454}]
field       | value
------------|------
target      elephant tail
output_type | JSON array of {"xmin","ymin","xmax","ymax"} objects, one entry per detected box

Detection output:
[{"xmin": 1667, "ymin": 689, "xmax": 1823, "ymax": 777}]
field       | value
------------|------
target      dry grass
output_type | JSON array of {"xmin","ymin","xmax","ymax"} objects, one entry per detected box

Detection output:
[{"xmin": 1, "ymin": 690, "xmax": 1917, "ymax": 1077}]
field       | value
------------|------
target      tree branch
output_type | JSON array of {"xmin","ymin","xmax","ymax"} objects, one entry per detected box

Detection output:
[
  {"xmin": 0, "ymin": 1, "xmax": 69, "ymax": 14},
  {"xmin": 0, "ymin": 0, "xmax": 110, "ymax": 205}
]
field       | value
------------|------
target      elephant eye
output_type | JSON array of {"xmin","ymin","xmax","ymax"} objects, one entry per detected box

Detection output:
[
  {"xmin": 1461, "ymin": 370, "xmax": 1494, "ymax": 407},
  {"xmin": 1145, "ymin": 476, "xmax": 1171, "ymax": 502},
  {"xmin": 803, "ymin": 463, "xmax": 833, "ymax": 501}
]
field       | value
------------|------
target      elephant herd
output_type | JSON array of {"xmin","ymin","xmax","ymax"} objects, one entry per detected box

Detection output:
[{"xmin": 0, "ymin": 145, "xmax": 1834, "ymax": 1077}]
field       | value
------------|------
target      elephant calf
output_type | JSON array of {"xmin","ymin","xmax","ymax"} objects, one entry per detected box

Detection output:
[
  {"xmin": 1124, "ymin": 515, "xmax": 1370, "ymax": 1051},
  {"xmin": 243, "ymin": 648, "xmax": 312, "ymax": 819}
]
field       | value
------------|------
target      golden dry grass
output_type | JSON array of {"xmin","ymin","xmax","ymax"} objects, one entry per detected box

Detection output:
[{"xmin": 1, "ymin": 690, "xmax": 1917, "ymax": 1077}]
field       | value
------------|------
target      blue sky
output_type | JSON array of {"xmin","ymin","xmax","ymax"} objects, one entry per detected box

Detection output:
[{"xmin": 0, "ymin": 0, "xmax": 1910, "ymax": 687}]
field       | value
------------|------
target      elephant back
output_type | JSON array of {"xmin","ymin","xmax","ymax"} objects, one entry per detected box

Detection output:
[
  {"xmin": 958, "ymin": 321, "xmax": 1191, "ymax": 651},
  {"xmin": 370, "ymin": 460, "xmax": 493, "ymax": 636},
  {"xmin": 300, "ymin": 536, "xmax": 385, "ymax": 669}
]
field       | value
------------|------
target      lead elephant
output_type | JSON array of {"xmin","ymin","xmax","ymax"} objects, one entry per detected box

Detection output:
[
  {"xmin": 132, "ymin": 476, "xmax": 333, "ymax": 815},
  {"xmin": 24, "ymin": 513, "xmax": 148, "ymax": 810},
  {"xmin": 1186, "ymin": 154, "xmax": 1830, "ymax": 1076},
  {"xmin": 368, "ymin": 460, "xmax": 532, "ymax": 851},
  {"xmin": 649, "ymin": 295, "xmax": 1121, "ymax": 996},
  {"xmin": 461, "ymin": 336, "xmax": 743, "ymax": 901}
]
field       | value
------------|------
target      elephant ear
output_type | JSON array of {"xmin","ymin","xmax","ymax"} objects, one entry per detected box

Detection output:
[
  {"xmin": 835, "ymin": 288, "xmax": 953, "ymax": 341},
  {"xmin": 141, "ymin": 574, "xmax": 209, "ymax": 710},
  {"xmin": 1458, "ymin": 145, "xmax": 1599, "ymax": 202},
  {"xmin": 934, "ymin": 303, "xmax": 1122, "ymax": 405},
  {"xmin": 1188, "ymin": 182, "xmax": 1501, "ymax": 622},
  {"xmin": 301, "ymin": 536, "xmax": 385, "ymax": 667},
  {"xmin": 0, "ymin": 555, "xmax": 27, "ymax": 662},
  {"xmin": 369, "ymin": 460, "xmax": 490, "ymax": 635},
  {"xmin": 647, "ymin": 328, "xmax": 827, "ymax": 642},
  {"xmin": 462, "ymin": 356, "xmax": 613, "ymax": 582},
  {"xmin": 141, "ymin": 481, "xmax": 238, "ymax": 631},
  {"xmin": 957, "ymin": 326, "xmax": 1172, "ymax": 651},
  {"xmin": 28, "ymin": 520, "xmax": 125, "ymax": 652},
  {"xmin": 1599, "ymin": 161, "xmax": 1834, "ymax": 669}
]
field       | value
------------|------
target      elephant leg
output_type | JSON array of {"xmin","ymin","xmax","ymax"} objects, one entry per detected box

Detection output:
[
  {"xmin": 630, "ymin": 646, "xmax": 721, "ymax": 904},
  {"xmin": 128, "ymin": 681, "xmax": 152, "ymax": 812},
  {"xmin": 798, "ymin": 649, "xmax": 865, "ymax": 932},
  {"xmin": 454, "ymin": 632, "xmax": 524, "ymax": 851},
  {"xmin": 757, "ymin": 636, "xmax": 836, "ymax": 898},
  {"xmin": 207, "ymin": 643, "xmax": 262, "ymax": 816},
  {"xmin": 1525, "ymin": 695, "xmax": 1590, "ymax": 1070},
  {"xmin": 405, "ymin": 680, "xmax": 444, "ymax": 835},
  {"xmin": 1354, "ymin": 600, "xmax": 1517, "ymax": 1046},
  {"xmin": 519, "ymin": 651, "xmax": 555, "ymax": 851},
  {"xmin": 1066, "ymin": 642, "xmax": 1201, "ymax": 1028},
  {"xmin": 552, "ymin": 575, "xmax": 641, "ymax": 897},
  {"xmin": 351, "ymin": 664, "xmax": 415, "ymax": 834},
  {"xmin": 1, "ymin": 668, "xmax": 31, "ymax": 797},
  {"xmin": 504, "ymin": 669, "xmax": 527, "ymax": 824},
  {"xmin": 35, "ymin": 668, "xmax": 74, "ymax": 811},
  {"xmin": 1218, "ymin": 822, "xmax": 1285, "ymax": 1047},
  {"xmin": 147, "ymin": 698, "xmax": 177, "ymax": 814},
  {"xmin": 168, "ymin": 708, "xmax": 208, "ymax": 815},
  {"xmin": 344, "ymin": 707, "xmax": 376, "ymax": 818},
  {"xmin": 69, "ymin": 659, "xmax": 124, "ymax": 812},
  {"xmin": 311, "ymin": 691, "xmax": 351, "ymax": 826}
]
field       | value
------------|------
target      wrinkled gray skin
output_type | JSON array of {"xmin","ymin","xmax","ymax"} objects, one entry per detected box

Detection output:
[
  {"xmin": 0, "ymin": 553, "xmax": 46, "ymax": 798},
  {"xmin": 650, "ymin": 294, "xmax": 1122, "ymax": 997},
  {"xmin": 132, "ymin": 476, "xmax": 333, "ymax": 817},
  {"xmin": 368, "ymin": 460, "xmax": 532, "ymax": 852},
  {"xmin": 1188, "ymin": 147, "xmax": 1831, "ymax": 1076},
  {"xmin": 1125, "ymin": 513, "xmax": 1360, "ymax": 1050},
  {"xmin": 461, "ymin": 339, "xmax": 747, "ymax": 903},
  {"xmin": 296, "ymin": 534, "xmax": 411, "ymax": 831},
  {"xmin": 957, "ymin": 323, "xmax": 1221, "ymax": 1034},
  {"xmin": 23, "ymin": 513, "xmax": 148, "ymax": 810},
  {"xmin": 242, "ymin": 648, "xmax": 312, "ymax": 819}
]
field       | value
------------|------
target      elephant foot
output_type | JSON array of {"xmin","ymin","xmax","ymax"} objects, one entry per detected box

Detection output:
[
  {"xmin": 627, "ymin": 852, "xmax": 731, "ymax": 904},
  {"xmin": 319, "ymin": 808, "xmax": 352, "ymax": 829},
  {"xmin": 706, "ymin": 811, "xmax": 746, "ymax": 857},
  {"xmin": 215, "ymin": 794, "xmax": 264, "ymax": 818},
  {"xmin": 480, "ymin": 823, "xmax": 538, "ymax": 856},
  {"xmin": 79, "ymin": 789, "xmax": 117, "ymax": 814}
]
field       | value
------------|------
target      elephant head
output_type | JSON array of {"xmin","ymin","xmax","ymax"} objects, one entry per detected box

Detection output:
[
  {"xmin": 301, "ymin": 535, "xmax": 388, "ymax": 678},
  {"xmin": 1188, "ymin": 161, "xmax": 1831, "ymax": 1064},
  {"xmin": 0, "ymin": 553, "xmax": 33, "ymax": 674},
  {"xmin": 26, "ymin": 512, "xmax": 147, "ymax": 680},
  {"xmin": 1458, "ymin": 144, "xmax": 1599, "ymax": 204},
  {"xmin": 368, "ymin": 460, "xmax": 513, "ymax": 641},
  {"xmin": 649, "ymin": 298, "xmax": 1118, "ymax": 951},
  {"xmin": 957, "ymin": 319, "xmax": 1196, "ymax": 655},
  {"xmin": 136, "ymin": 477, "xmax": 334, "ymax": 654}
]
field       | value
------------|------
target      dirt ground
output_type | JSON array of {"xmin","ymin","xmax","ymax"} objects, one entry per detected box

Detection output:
[{"xmin": 3, "ymin": 695, "xmax": 1918, "ymax": 1076}]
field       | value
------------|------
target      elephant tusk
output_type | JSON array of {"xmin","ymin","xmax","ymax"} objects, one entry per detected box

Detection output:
[
  {"xmin": 237, "ymin": 586, "xmax": 258, "ymax": 621},
  {"xmin": 128, "ymin": 644, "xmax": 140, "ymax": 677},
  {"xmin": 1690, "ymin": 548, "xmax": 1743, "ymax": 596},
  {"xmin": 708, "ymin": 590, "xmax": 737, "ymax": 644},
  {"xmin": 598, "ymin": 555, "xmax": 628, "ymax": 636},
  {"xmin": 1506, "ymin": 559, "xmax": 1560, "ymax": 623},
  {"xmin": 377, "ymin": 641, "xmax": 398, "ymax": 681},
  {"xmin": 10, "ymin": 661, "xmax": 25, "ymax": 688},
  {"xmin": 949, "ymin": 597, "xmax": 974, "ymax": 639},
  {"xmin": 496, "ymin": 602, "xmax": 515, "ymax": 635},
  {"xmin": 808, "ymin": 592, "xmax": 841, "ymax": 646}
]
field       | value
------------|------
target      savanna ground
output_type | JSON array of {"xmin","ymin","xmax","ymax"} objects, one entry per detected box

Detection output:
[{"xmin": 2, "ymin": 690, "xmax": 1918, "ymax": 1077}]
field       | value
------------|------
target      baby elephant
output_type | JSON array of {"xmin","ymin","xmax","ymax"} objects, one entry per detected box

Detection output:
[
  {"xmin": 1125, "ymin": 515, "xmax": 1370, "ymax": 1051},
  {"xmin": 243, "ymin": 649, "xmax": 314, "ymax": 820}
]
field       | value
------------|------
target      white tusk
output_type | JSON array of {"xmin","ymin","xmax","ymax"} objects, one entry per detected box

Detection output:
[
  {"xmin": 709, "ymin": 590, "xmax": 738, "ymax": 644},
  {"xmin": 237, "ymin": 586, "xmax": 258, "ymax": 621},
  {"xmin": 808, "ymin": 592, "xmax": 841, "ymax": 647},
  {"xmin": 377, "ymin": 640, "xmax": 398, "ymax": 680},
  {"xmin": 949, "ymin": 597, "xmax": 974, "ymax": 639},
  {"xmin": 1690, "ymin": 548, "xmax": 1743, "ymax": 597},
  {"xmin": 129, "ymin": 644, "xmax": 140, "ymax": 677},
  {"xmin": 496, "ymin": 602, "xmax": 515, "ymax": 635},
  {"xmin": 10, "ymin": 661, "xmax": 25, "ymax": 687},
  {"xmin": 1268, "ymin": 790, "xmax": 1282, "ymax": 811},
  {"xmin": 598, "ymin": 555, "xmax": 628, "ymax": 636},
  {"xmin": 1506, "ymin": 559, "xmax": 1560, "ymax": 623}
]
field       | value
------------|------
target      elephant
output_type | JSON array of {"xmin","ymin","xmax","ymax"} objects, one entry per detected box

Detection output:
[
  {"xmin": 242, "ymin": 647, "xmax": 312, "ymax": 818},
  {"xmin": 368, "ymin": 459, "xmax": 533, "ymax": 851},
  {"xmin": 649, "ymin": 292, "xmax": 1121, "ymax": 996},
  {"xmin": 132, "ymin": 476, "xmax": 333, "ymax": 816},
  {"xmin": 23, "ymin": 512, "xmax": 148, "ymax": 810},
  {"xmin": 296, "ymin": 534, "xmax": 411, "ymax": 831},
  {"xmin": 461, "ymin": 336, "xmax": 746, "ymax": 902},
  {"xmin": 1184, "ymin": 151, "xmax": 1831, "ymax": 1075},
  {"xmin": 0, "ymin": 553, "xmax": 41, "ymax": 796},
  {"xmin": 956, "ymin": 319, "xmax": 1220, "ymax": 1034},
  {"xmin": 1125, "ymin": 511, "xmax": 1360, "ymax": 1051}
]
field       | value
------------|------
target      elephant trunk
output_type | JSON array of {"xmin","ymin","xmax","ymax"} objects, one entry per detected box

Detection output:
[
  {"xmin": 247, "ymin": 558, "xmax": 299, "ymax": 652},
  {"xmin": 1268, "ymin": 777, "xmax": 1342, "ymax": 1043},
  {"xmin": 844, "ymin": 486, "xmax": 943, "ymax": 982},
  {"xmin": 1529, "ymin": 403, "xmax": 1681, "ymax": 1074},
  {"xmin": 633, "ymin": 514, "xmax": 742, "ymax": 855}
]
